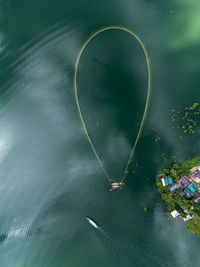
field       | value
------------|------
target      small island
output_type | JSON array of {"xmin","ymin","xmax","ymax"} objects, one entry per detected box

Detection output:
[{"xmin": 156, "ymin": 156, "xmax": 200, "ymax": 236}]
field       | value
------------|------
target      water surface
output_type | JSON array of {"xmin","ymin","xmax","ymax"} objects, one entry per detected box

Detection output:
[{"xmin": 0, "ymin": 0, "xmax": 200, "ymax": 266}]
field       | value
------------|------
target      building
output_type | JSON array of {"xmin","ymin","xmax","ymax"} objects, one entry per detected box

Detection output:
[
  {"xmin": 171, "ymin": 210, "xmax": 180, "ymax": 218},
  {"xmin": 186, "ymin": 182, "xmax": 198, "ymax": 196},
  {"xmin": 191, "ymin": 166, "xmax": 200, "ymax": 183},
  {"xmin": 182, "ymin": 182, "xmax": 199, "ymax": 199},
  {"xmin": 184, "ymin": 190, "xmax": 193, "ymax": 199},
  {"xmin": 161, "ymin": 178, "xmax": 174, "ymax": 186},
  {"xmin": 170, "ymin": 184, "xmax": 179, "ymax": 193},
  {"xmin": 177, "ymin": 176, "xmax": 191, "ymax": 190},
  {"xmin": 183, "ymin": 214, "xmax": 194, "ymax": 222},
  {"xmin": 190, "ymin": 166, "xmax": 200, "ymax": 174},
  {"xmin": 195, "ymin": 196, "xmax": 200, "ymax": 203},
  {"xmin": 156, "ymin": 173, "xmax": 165, "ymax": 178}
]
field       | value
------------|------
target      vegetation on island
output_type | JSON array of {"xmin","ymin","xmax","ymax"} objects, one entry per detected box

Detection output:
[{"xmin": 156, "ymin": 156, "xmax": 200, "ymax": 236}]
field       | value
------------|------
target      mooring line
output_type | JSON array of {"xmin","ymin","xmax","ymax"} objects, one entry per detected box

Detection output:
[{"xmin": 73, "ymin": 26, "xmax": 151, "ymax": 183}]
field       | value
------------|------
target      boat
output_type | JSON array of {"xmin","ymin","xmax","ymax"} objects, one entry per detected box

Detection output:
[{"xmin": 86, "ymin": 217, "xmax": 98, "ymax": 229}]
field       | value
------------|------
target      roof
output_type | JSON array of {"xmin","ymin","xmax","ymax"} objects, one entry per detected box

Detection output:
[
  {"xmin": 190, "ymin": 166, "xmax": 200, "ymax": 174},
  {"xmin": 186, "ymin": 183, "xmax": 198, "ymax": 195},
  {"xmin": 164, "ymin": 178, "xmax": 174, "ymax": 185},
  {"xmin": 183, "ymin": 214, "xmax": 194, "ymax": 222},
  {"xmin": 184, "ymin": 190, "xmax": 193, "ymax": 199},
  {"xmin": 170, "ymin": 184, "xmax": 179, "ymax": 192},
  {"xmin": 191, "ymin": 168, "xmax": 200, "ymax": 180},
  {"xmin": 178, "ymin": 176, "xmax": 190, "ymax": 189},
  {"xmin": 195, "ymin": 197, "xmax": 200, "ymax": 203},
  {"xmin": 161, "ymin": 178, "xmax": 174, "ymax": 186},
  {"xmin": 171, "ymin": 210, "xmax": 180, "ymax": 218}
]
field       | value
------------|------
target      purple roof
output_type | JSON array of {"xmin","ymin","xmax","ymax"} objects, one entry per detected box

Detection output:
[
  {"xmin": 195, "ymin": 197, "xmax": 200, "ymax": 203},
  {"xmin": 178, "ymin": 176, "xmax": 191, "ymax": 190},
  {"xmin": 191, "ymin": 169, "xmax": 200, "ymax": 180}
]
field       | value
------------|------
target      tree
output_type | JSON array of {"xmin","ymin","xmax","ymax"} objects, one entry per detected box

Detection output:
[{"xmin": 186, "ymin": 216, "xmax": 200, "ymax": 236}]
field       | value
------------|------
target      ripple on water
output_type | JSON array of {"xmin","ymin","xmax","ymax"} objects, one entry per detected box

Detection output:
[
  {"xmin": 2, "ymin": 19, "xmax": 82, "ymax": 99},
  {"xmin": 99, "ymin": 226, "xmax": 188, "ymax": 267}
]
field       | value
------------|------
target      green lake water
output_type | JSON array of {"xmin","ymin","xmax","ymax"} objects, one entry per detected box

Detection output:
[{"xmin": 0, "ymin": 0, "xmax": 200, "ymax": 266}]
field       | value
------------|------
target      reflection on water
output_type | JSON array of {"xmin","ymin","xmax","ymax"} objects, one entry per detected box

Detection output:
[{"xmin": 0, "ymin": 0, "xmax": 200, "ymax": 266}]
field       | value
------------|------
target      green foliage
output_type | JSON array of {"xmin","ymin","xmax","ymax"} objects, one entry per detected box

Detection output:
[
  {"xmin": 163, "ymin": 168, "xmax": 170, "ymax": 175},
  {"xmin": 194, "ymin": 203, "xmax": 200, "ymax": 216},
  {"xmin": 173, "ymin": 194, "xmax": 190, "ymax": 211},
  {"xmin": 172, "ymin": 163, "xmax": 179, "ymax": 170},
  {"xmin": 186, "ymin": 216, "xmax": 200, "ymax": 236},
  {"xmin": 156, "ymin": 156, "xmax": 200, "ymax": 237},
  {"xmin": 194, "ymin": 203, "xmax": 200, "ymax": 211},
  {"xmin": 170, "ymin": 168, "xmax": 178, "ymax": 179}
]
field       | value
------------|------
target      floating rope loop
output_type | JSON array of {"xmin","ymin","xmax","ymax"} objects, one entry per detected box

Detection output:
[{"xmin": 74, "ymin": 26, "xmax": 151, "ymax": 183}]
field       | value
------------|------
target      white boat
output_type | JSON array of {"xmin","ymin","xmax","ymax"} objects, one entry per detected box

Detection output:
[{"xmin": 86, "ymin": 217, "xmax": 98, "ymax": 229}]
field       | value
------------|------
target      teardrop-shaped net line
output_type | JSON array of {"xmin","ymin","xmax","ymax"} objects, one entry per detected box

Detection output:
[{"xmin": 73, "ymin": 26, "xmax": 152, "ymax": 183}]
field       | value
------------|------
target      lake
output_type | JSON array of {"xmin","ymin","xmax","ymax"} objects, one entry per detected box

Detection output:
[{"xmin": 0, "ymin": 0, "xmax": 200, "ymax": 266}]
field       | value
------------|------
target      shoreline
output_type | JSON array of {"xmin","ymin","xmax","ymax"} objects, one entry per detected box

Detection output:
[{"xmin": 156, "ymin": 156, "xmax": 200, "ymax": 236}]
